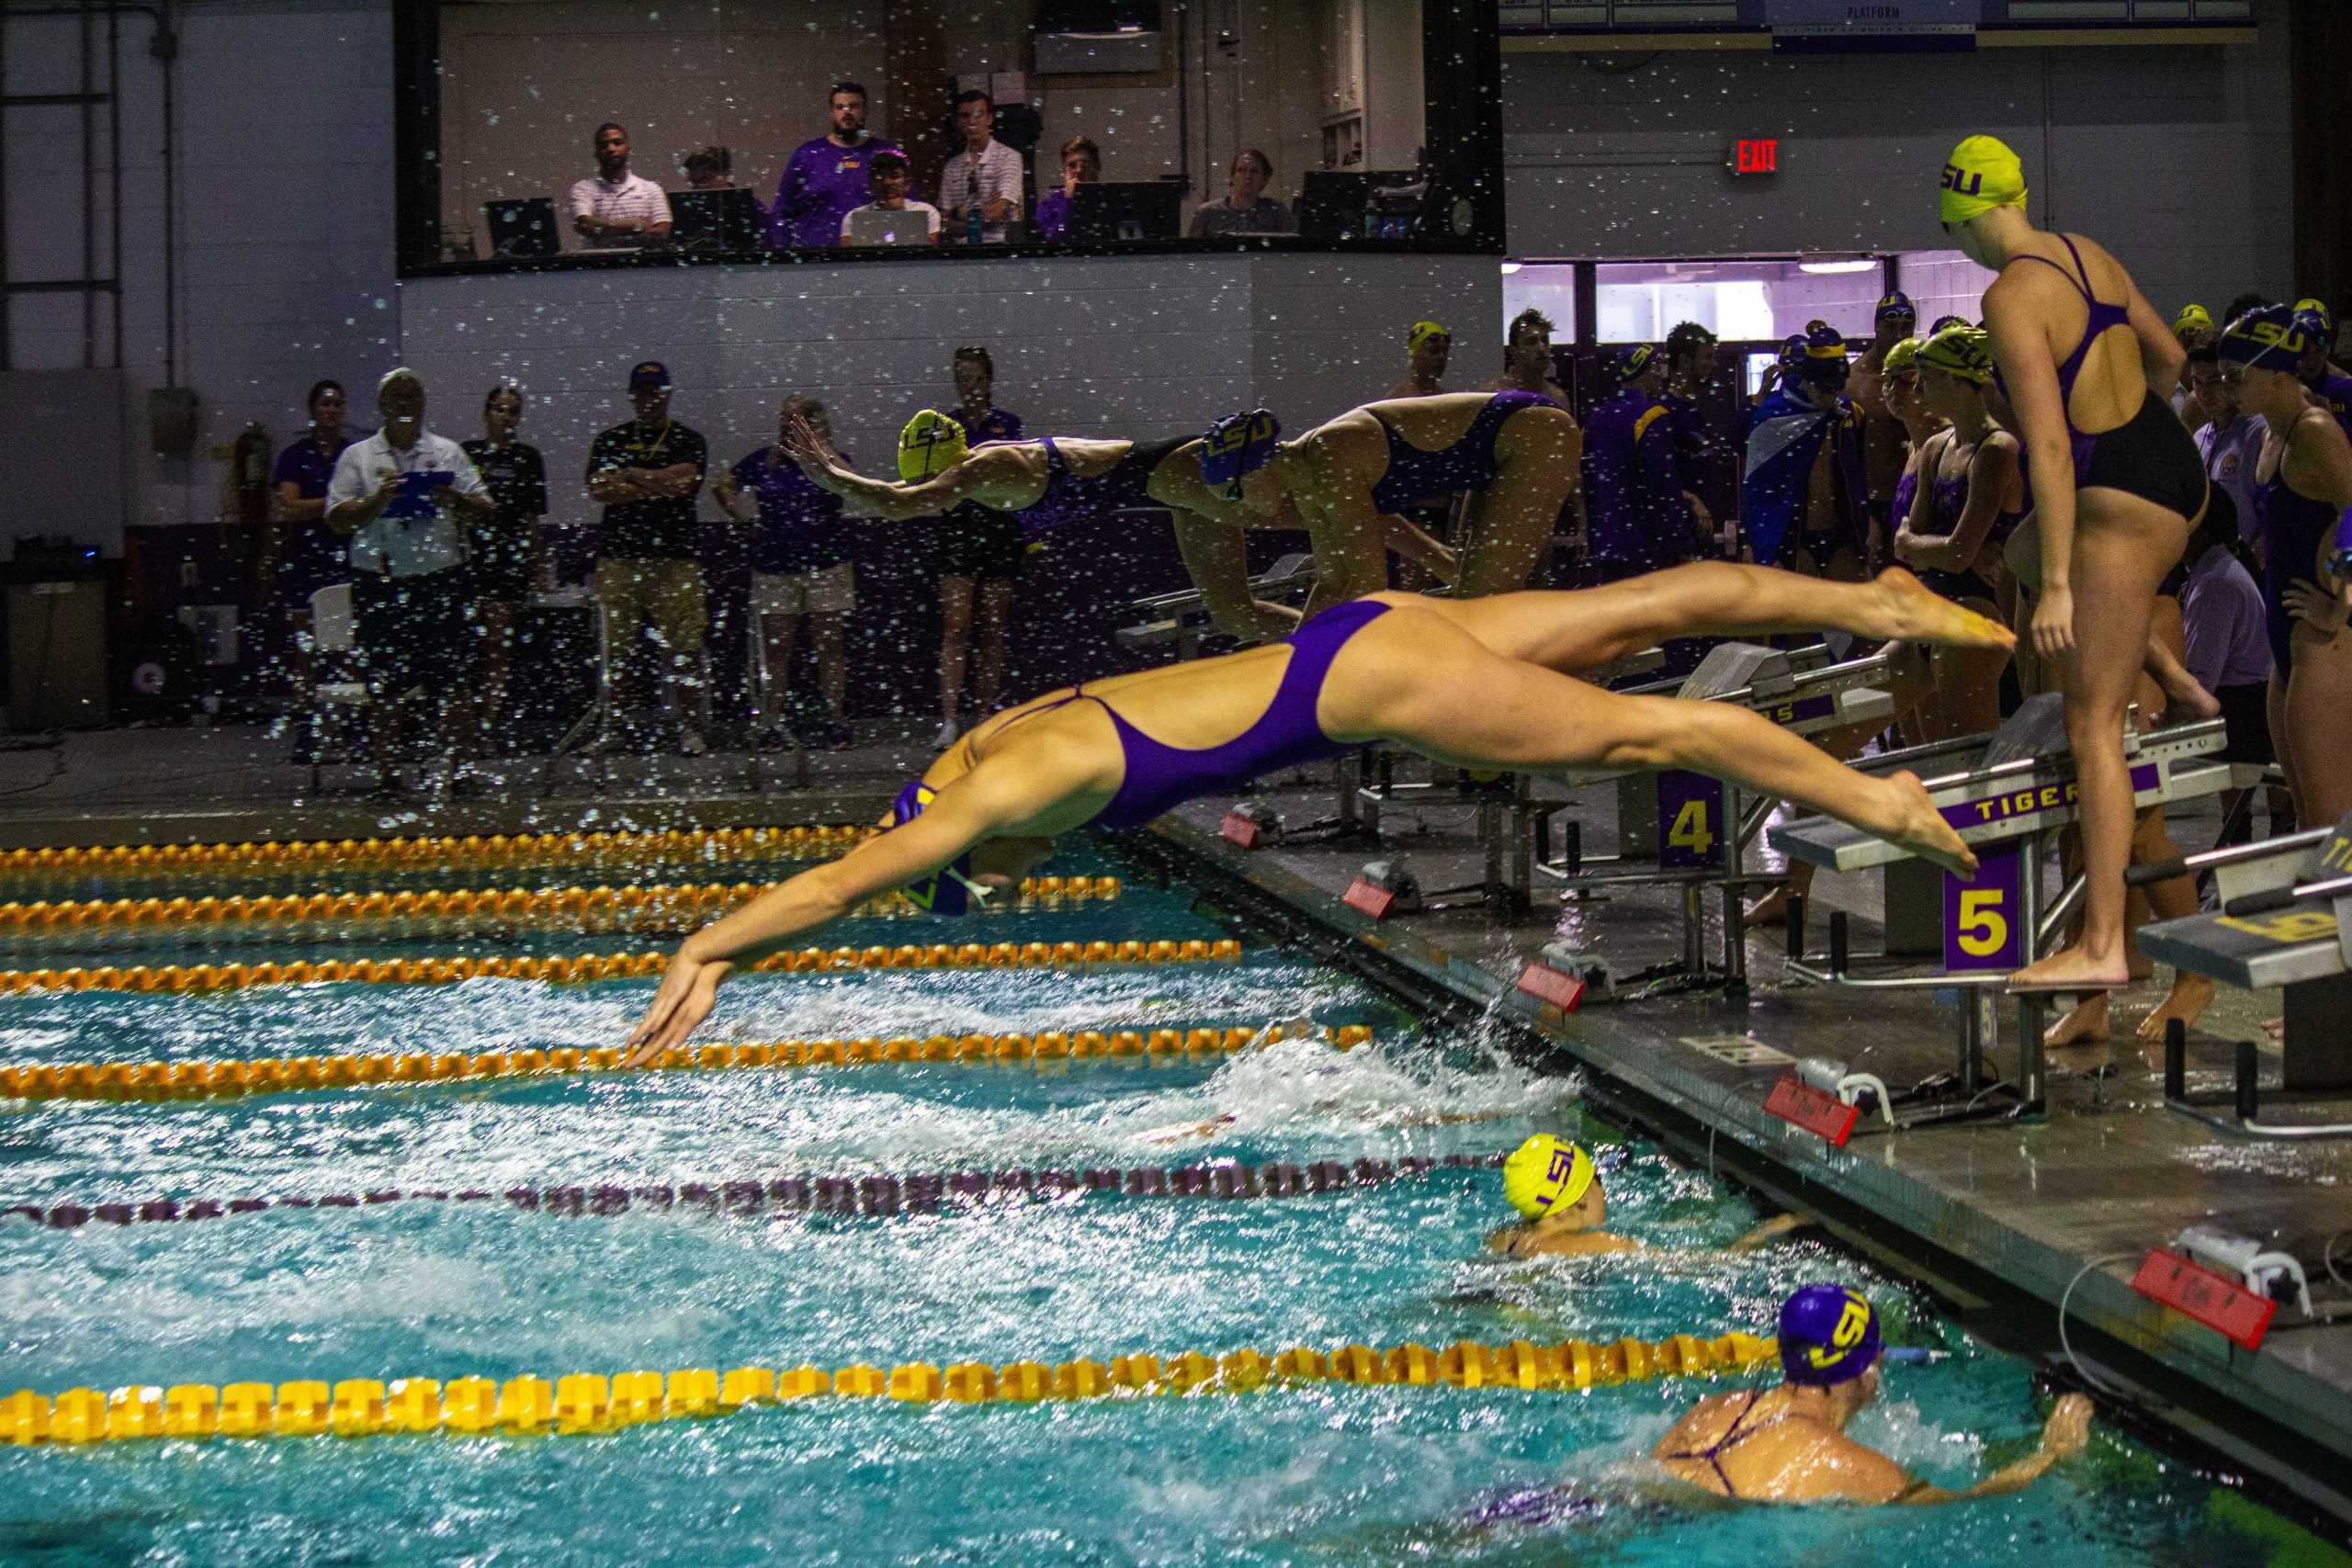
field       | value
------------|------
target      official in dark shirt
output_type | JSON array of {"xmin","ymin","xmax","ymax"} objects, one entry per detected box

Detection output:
[
  {"xmin": 715, "ymin": 394, "xmax": 858, "ymax": 750},
  {"xmin": 586, "ymin": 360, "xmax": 711, "ymax": 753},
  {"xmin": 266, "ymin": 379, "xmax": 364, "ymax": 708},
  {"xmin": 461, "ymin": 383, "xmax": 548, "ymax": 755}
]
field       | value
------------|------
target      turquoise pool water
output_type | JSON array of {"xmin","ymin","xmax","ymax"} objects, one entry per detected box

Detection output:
[{"xmin": 0, "ymin": 846, "xmax": 2331, "ymax": 1565}]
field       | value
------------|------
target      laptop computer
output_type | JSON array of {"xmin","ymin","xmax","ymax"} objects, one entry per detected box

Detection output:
[
  {"xmin": 844, "ymin": 206, "xmax": 936, "ymax": 247},
  {"xmin": 667, "ymin": 187, "xmax": 761, "ymax": 253},
  {"xmin": 1068, "ymin": 182, "xmax": 1183, "ymax": 243},
  {"xmin": 483, "ymin": 197, "xmax": 559, "ymax": 259}
]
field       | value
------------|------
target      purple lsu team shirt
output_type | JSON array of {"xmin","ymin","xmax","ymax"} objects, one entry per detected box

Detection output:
[{"xmin": 768, "ymin": 135, "xmax": 905, "ymax": 250}]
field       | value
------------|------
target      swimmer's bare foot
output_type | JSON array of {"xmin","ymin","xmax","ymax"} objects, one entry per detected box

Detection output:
[
  {"xmin": 2044, "ymin": 991, "xmax": 2111, "ymax": 1047},
  {"xmin": 2007, "ymin": 942, "xmax": 2132, "ymax": 994},
  {"xmin": 1872, "ymin": 769, "xmax": 1976, "ymax": 876},
  {"xmin": 1744, "ymin": 886, "xmax": 1792, "ymax": 928},
  {"xmin": 1869, "ymin": 567, "xmax": 2017, "ymax": 651},
  {"xmin": 2136, "ymin": 973, "xmax": 2214, "ymax": 1039}
]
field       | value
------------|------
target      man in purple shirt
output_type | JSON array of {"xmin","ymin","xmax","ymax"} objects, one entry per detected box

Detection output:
[
  {"xmin": 1580, "ymin": 344, "xmax": 1688, "ymax": 582},
  {"xmin": 768, "ymin": 81, "xmax": 904, "ymax": 251},
  {"xmin": 2187, "ymin": 345, "xmax": 2267, "ymax": 557},
  {"xmin": 2178, "ymin": 506, "xmax": 2278, "ymax": 845}
]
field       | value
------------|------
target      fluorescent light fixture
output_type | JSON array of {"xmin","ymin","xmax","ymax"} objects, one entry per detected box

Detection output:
[
  {"xmin": 1798, "ymin": 259, "xmax": 1875, "ymax": 275},
  {"xmin": 1498, "ymin": 261, "xmax": 1522, "ymax": 275}
]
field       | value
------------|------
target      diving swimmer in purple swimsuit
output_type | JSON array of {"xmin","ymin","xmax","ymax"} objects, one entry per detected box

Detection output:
[{"xmin": 622, "ymin": 562, "xmax": 2013, "ymax": 1060}]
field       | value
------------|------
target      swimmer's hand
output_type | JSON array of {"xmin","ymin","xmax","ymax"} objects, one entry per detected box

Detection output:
[
  {"xmin": 2283, "ymin": 578, "xmax": 2346, "ymax": 637},
  {"xmin": 2030, "ymin": 581, "xmax": 2075, "ymax": 660},
  {"xmin": 622, "ymin": 948, "xmax": 737, "ymax": 1066},
  {"xmin": 2040, "ymin": 1393, "xmax": 2093, "ymax": 1458},
  {"xmin": 778, "ymin": 409, "xmax": 842, "ymax": 483}
]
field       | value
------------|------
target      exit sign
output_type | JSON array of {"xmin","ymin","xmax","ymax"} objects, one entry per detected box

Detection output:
[{"xmin": 1732, "ymin": 140, "xmax": 1780, "ymax": 176}]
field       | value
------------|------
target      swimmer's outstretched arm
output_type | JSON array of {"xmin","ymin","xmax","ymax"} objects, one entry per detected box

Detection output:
[
  {"xmin": 1724, "ymin": 1213, "xmax": 1815, "ymax": 1252},
  {"xmin": 620, "ymin": 763, "xmax": 1074, "ymax": 1064},
  {"xmin": 779, "ymin": 409, "xmax": 1011, "ymax": 523},
  {"xmin": 1799, "ymin": 1394, "xmax": 2092, "ymax": 1505}
]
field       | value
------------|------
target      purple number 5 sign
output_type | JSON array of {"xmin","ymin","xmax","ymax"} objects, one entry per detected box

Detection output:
[{"xmin": 1943, "ymin": 843, "xmax": 2024, "ymax": 972}]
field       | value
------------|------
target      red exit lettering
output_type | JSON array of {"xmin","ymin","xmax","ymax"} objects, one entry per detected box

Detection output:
[{"xmin": 1736, "ymin": 139, "xmax": 1779, "ymax": 175}]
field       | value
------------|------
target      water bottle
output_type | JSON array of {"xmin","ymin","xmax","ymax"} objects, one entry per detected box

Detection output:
[{"xmin": 966, "ymin": 204, "xmax": 984, "ymax": 246}]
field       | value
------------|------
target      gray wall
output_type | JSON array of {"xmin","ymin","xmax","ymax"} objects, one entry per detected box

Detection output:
[
  {"xmin": 399, "ymin": 252, "xmax": 1499, "ymax": 521},
  {"xmin": 1500, "ymin": 2, "xmax": 2296, "ymax": 315},
  {"xmin": 0, "ymin": 0, "xmax": 396, "ymax": 530}
]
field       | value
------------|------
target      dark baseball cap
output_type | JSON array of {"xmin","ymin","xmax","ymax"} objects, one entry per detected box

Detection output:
[{"xmin": 628, "ymin": 360, "xmax": 672, "ymax": 390}]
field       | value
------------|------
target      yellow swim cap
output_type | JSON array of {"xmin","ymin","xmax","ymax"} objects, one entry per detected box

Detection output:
[
  {"xmin": 1408, "ymin": 319, "xmax": 1450, "ymax": 352},
  {"xmin": 1881, "ymin": 336, "xmax": 1923, "ymax": 377},
  {"xmin": 1939, "ymin": 135, "xmax": 2027, "ymax": 225},
  {"xmin": 898, "ymin": 409, "xmax": 968, "ymax": 482},
  {"xmin": 2173, "ymin": 303, "xmax": 2214, "ymax": 336},
  {"xmin": 1919, "ymin": 322, "xmax": 1995, "ymax": 385},
  {"xmin": 1502, "ymin": 1134, "xmax": 1596, "ymax": 1219}
]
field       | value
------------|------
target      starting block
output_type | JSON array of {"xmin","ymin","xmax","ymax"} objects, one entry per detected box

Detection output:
[{"xmin": 1118, "ymin": 553, "xmax": 1317, "ymax": 660}]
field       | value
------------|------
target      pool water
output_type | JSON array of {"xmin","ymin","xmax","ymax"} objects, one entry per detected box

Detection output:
[{"xmin": 0, "ymin": 845, "xmax": 2336, "ymax": 1566}]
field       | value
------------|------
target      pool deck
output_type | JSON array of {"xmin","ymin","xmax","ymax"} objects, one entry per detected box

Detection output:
[{"xmin": 3, "ymin": 723, "xmax": 2347, "ymax": 1533}]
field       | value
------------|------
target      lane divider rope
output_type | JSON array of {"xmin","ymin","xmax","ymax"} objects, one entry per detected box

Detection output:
[
  {"xmin": 0, "ymin": 936, "xmax": 1244, "ymax": 997},
  {"xmin": 6, "ymin": 1149, "xmax": 1492, "ymax": 1233},
  {"xmin": 1, "ymin": 1021, "xmax": 1374, "ymax": 1103},
  {"xmin": 0, "ymin": 1331, "xmax": 1779, "ymax": 1444},
  {"xmin": 0, "ymin": 875, "xmax": 1121, "ymax": 945},
  {"xmin": 0, "ymin": 826, "xmax": 875, "ymax": 882}
]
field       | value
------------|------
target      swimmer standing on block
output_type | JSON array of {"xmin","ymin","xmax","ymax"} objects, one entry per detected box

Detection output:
[
  {"xmin": 621, "ymin": 565, "xmax": 2008, "ymax": 1061},
  {"xmin": 1939, "ymin": 134, "xmax": 2216, "ymax": 995},
  {"xmin": 1483, "ymin": 1135, "xmax": 1811, "ymax": 1258},
  {"xmin": 1652, "ymin": 1285, "xmax": 2092, "ymax": 1505}
]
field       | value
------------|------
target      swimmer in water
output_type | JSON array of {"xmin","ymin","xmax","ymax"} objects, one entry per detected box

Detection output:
[
  {"xmin": 621, "ymin": 564, "xmax": 2010, "ymax": 1062},
  {"xmin": 1940, "ymin": 134, "xmax": 2217, "ymax": 996},
  {"xmin": 1482, "ymin": 1134, "xmax": 1812, "ymax": 1258},
  {"xmin": 1653, "ymin": 1284, "xmax": 2093, "ymax": 1505}
]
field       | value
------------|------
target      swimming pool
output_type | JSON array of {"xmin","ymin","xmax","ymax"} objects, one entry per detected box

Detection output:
[{"xmin": 0, "ymin": 836, "xmax": 2331, "ymax": 1565}]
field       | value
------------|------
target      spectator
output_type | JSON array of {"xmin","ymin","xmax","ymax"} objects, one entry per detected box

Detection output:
[
  {"xmin": 569, "ymin": 122, "xmax": 671, "ymax": 249},
  {"xmin": 840, "ymin": 150, "xmax": 941, "ymax": 244},
  {"xmin": 681, "ymin": 144, "xmax": 735, "ymax": 190},
  {"xmin": 769, "ymin": 81, "xmax": 902, "ymax": 251},
  {"xmin": 941, "ymin": 89, "xmax": 1025, "ymax": 244},
  {"xmin": 1384, "ymin": 319, "xmax": 1449, "ymax": 399},
  {"xmin": 715, "ymin": 394, "xmax": 857, "ymax": 751},
  {"xmin": 2293, "ymin": 299, "xmax": 2352, "ymax": 441},
  {"xmin": 324, "ymin": 368, "xmax": 493, "ymax": 799},
  {"xmin": 1035, "ymin": 135, "xmax": 1101, "ymax": 240},
  {"xmin": 269, "ymin": 379, "xmax": 362, "ymax": 711},
  {"xmin": 1187, "ymin": 148, "xmax": 1292, "ymax": 239},
  {"xmin": 935, "ymin": 345, "xmax": 1023, "ymax": 747},
  {"xmin": 2170, "ymin": 303, "xmax": 2217, "ymax": 428},
  {"xmin": 1662, "ymin": 321, "xmax": 1725, "ymax": 549},
  {"xmin": 1580, "ymin": 343, "xmax": 1688, "ymax": 583},
  {"xmin": 2177, "ymin": 498, "xmax": 2276, "ymax": 846},
  {"xmin": 2188, "ymin": 344, "xmax": 2267, "ymax": 560},
  {"xmin": 585, "ymin": 361, "xmax": 711, "ymax": 755},
  {"xmin": 460, "ymin": 383, "xmax": 548, "ymax": 754},
  {"xmin": 1490, "ymin": 308, "xmax": 1567, "ymax": 405}
]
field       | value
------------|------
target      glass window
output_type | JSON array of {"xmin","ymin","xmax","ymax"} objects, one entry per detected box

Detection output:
[
  {"xmin": 1593, "ymin": 258, "xmax": 1887, "ymax": 344},
  {"xmin": 1498, "ymin": 261, "xmax": 1577, "ymax": 345}
]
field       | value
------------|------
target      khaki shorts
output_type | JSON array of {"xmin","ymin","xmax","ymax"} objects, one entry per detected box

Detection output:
[
  {"xmin": 594, "ymin": 558, "xmax": 706, "ymax": 656},
  {"xmin": 752, "ymin": 559, "xmax": 855, "ymax": 617}
]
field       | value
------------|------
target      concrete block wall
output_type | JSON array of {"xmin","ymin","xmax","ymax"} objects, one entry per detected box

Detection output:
[{"xmin": 1499, "ymin": 0, "xmax": 2296, "ymax": 315}]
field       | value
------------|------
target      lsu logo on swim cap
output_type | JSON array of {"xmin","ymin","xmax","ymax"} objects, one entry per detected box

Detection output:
[
  {"xmin": 1777, "ymin": 1283, "xmax": 1883, "ymax": 1387},
  {"xmin": 1502, "ymin": 1134, "xmax": 1596, "ymax": 1219},
  {"xmin": 1919, "ymin": 322, "xmax": 1995, "ymax": 385},
  {"xmin": 2219, "ymin": 304, "xmax": 2311, "ymax": 374},
  {"xmin": 1939, "ymin": 134, "xmax": 2028, "ymax": 225},
  {"xmin": 1874, "ymin": 291, "xmax": 1916, "ymax": 323},
  {"xmin": 898, "ymin": 409, "xmax": 968, "ymax": 482},
  {"xmin": 1614, "ymin": 343, "xmax": 1657, "ymax": 382},
  {"xmin": 888, "ymin": 779, "xmax": 989, "ymax": 919},
  {"xmin": 1201, "ymin": 408, "xmax": 1282, "ymax": 500}
]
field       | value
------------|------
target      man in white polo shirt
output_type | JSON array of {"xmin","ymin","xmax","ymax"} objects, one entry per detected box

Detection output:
[
  {"xmin": 326, "ymin": 368, "xmax": 493, "ymax": 798},
  {"xmin": 570, "ymin": 122, "xmax": 672, "ymax": 250}
]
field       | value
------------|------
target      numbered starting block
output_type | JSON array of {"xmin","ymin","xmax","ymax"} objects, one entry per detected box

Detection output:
[
  {"xmin": 1117, "ymin": 553, "xmax": 1317, "ymax": 660},
  {"xmin": 2135, "ymin": 808, "xmax": 2352, "ymax": 1139},
  {"xmin": 1770, "ymin": 694, "xmax": 2233, "ymax": 1127},
  {"xmin": 1534, "ymin": 638, "xmax": 1914, "ymax": 998}
]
